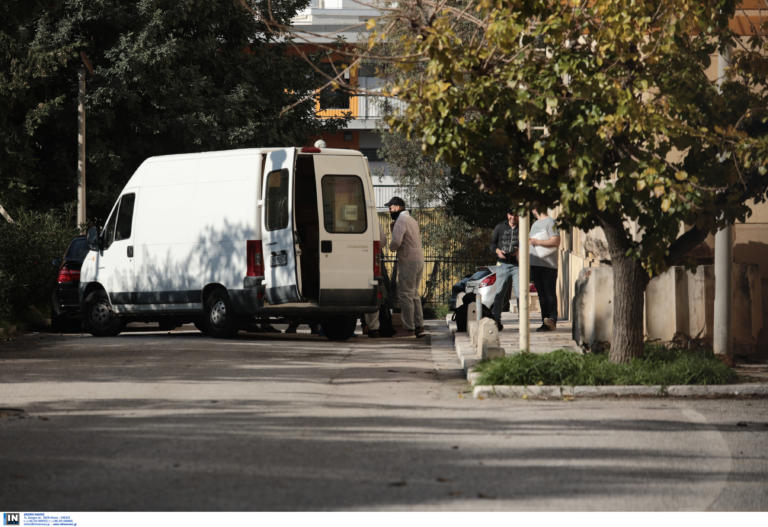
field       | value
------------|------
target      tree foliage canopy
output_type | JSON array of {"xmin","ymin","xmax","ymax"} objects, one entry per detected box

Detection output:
[
  {"xmin": 374, "ymin": 0, "xmax": 768, "ymax": 275},
  {"xmin": 0, "ymin": 0, "xmax": 340, "ymax": 219},
  {"xmin": 367, "ymin": 0, "xmax": 768, "ymax": 361}
]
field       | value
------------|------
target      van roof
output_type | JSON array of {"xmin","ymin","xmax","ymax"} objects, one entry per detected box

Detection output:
[
  {"xmin": 126, "ymin": 147, "xmax": 365, "ymax": 188},
  {"xmin": 144, "ymin": 147, "xmax": 364, "ymax": 164}
]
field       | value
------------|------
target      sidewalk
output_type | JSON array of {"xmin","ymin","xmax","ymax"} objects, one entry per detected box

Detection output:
[{"xmin": 445, "ymin": 310, "xmax": 768, "ymax": 399}]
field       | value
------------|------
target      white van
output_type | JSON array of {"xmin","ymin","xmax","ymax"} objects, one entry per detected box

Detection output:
[{"xmin": 79, "ymin": 146, "xmax": 382, "ymax": 340}]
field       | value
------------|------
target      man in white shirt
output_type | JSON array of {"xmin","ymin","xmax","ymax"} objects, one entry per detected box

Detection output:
[
  {"xmin": 386, "ymin": 196, "xmax": 425, "ymax": 338},
  {"xmin": 529, "ymin": 208, "xmax": 560, "ymax": 331}
]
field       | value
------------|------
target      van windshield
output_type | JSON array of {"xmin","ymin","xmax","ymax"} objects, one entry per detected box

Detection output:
[{"xmin": 321, "ymin": 175, "xmax": 367, "ymax": 234}]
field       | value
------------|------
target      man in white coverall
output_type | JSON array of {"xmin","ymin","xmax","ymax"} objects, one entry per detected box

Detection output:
[{"xmin": 385, "ymin": 196, "xmax": 425, "ymax": 338}]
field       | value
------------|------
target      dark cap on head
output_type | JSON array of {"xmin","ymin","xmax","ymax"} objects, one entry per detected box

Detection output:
[{"xmin": 384, "ymin": 196, "xmax": 406, "ymax": 208}]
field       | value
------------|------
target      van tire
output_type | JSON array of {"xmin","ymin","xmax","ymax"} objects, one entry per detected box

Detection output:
[
  {"xmin": 204, "ymin": 289, "xmax": 238, "ymax": 338},
  {"xmin": 84, "ymin": 290, "xmax": 123, "ymax": 337},
  {"xmin": 322, "ymin": 315, "xmax": 357, "ymax": 341}
]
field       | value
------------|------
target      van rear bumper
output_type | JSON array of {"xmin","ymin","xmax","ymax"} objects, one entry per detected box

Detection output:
[{"xmin": 237, "ymin": 278, "xmax": 377, "ymax": 315}]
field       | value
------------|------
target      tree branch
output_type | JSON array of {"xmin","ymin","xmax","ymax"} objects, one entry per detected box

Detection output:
[{"xmin": 665, "ymin": 225, "xmax": 708, "ymax": 268}]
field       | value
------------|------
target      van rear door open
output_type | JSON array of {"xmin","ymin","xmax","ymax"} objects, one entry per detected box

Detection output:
[
  {"xmin": 314, "ymin": 154, "xmax": 375, "ymax": 307},
  {"xmin": 261, "ymin": 148, "xmax": 302, "ymax": 305}
]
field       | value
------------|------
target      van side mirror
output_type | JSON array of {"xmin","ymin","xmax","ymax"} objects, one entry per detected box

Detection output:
[{"xmin": 86, "ymin": 226, "xmax": 100, "ymax": 251}]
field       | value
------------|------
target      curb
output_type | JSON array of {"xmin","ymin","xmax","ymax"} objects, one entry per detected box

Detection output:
[
  {"xmin": 445, "ymin": 314, "xmax": 768, "ymax": 399},
  {"xmin": 471, "ymin": 383, "xmax": 768, "ymax": 399}
]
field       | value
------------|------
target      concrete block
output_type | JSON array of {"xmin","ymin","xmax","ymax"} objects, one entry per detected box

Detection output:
[
  {"xmin": 646, "ymin": 267, "xmax": 687, "ymax": 342},
  {"xmin": 574, "ymin": 263, "xmax": 763, "ymax": 356},
  {"xmin": 478, "ymin": 318, "xmax": 504, "ymax": 359},
  {"xmin": 571, "ymin": 266, "xmax": 613, "ymax": 352},
  {"xmin": 733, "ymin": 263, "xmax": 762, "ymax": 356},
  {"xmin": 686, "ymin": 265, "xmax": 715, "ymax": 339},
  {"xmin": 466, "ymin": 302, "xmax": 478, "ymax": 345}
]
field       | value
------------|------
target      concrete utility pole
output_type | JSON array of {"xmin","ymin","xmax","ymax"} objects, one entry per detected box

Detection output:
[
  {"xmin": 77, "ymin": 52, "xmax": 94, "ymax": 231},
  {"xmin": 518, "ymin": 211, "xmax": 530, "ymax": 352},
  {"xmin": 713, "ymin": 48, "xmax": 733, "ymax": 364},
  {"xmin": 77, "ymin": 66, "xmax": 86, "ymax": 230},
  {"xmin": 0, "ymin": 203, "xmax": 14, "ymax": 223},
  {"xmin": 714, "ymin": 226, "xmax": 733, "ymax": 362}
]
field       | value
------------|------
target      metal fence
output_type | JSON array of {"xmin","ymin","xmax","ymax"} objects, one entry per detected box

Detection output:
[
  {"xmin": 375, "ymin": 212, "xmax": 493, "ymax": 306},
  {"xmin": 381, "ymin": 257, "xmax": 483, "ymax": 306}
]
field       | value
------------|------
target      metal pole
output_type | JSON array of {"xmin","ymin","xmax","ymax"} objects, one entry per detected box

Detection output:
[
  {"xmin": 519, "ymin": 211, "xmax": 530, "ymax": 352},
  {"xmin": 713, "ymin": 48, "xmax": 732, "ymax": 364},
  {"xmin": 77, "ymin": 66, "xmax": 86, "ymax": 230},
  {"xmin": 714, "ymin": 225, "xmax": 733, "ymax": 362}
]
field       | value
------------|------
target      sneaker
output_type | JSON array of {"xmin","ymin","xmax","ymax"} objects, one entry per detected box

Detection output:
[
  {"xmin": 495, "ymin": 320, "xmax": 503, "ymax": 332},
  {"xmin": 414, "ymin": 327, "xmax": 426, "ymax": 338},
  {"xmin": 536, "ymin": 324, "xmax": 552, "ymax": 332},
  {"xmin": 544, "ymin": 318, "xmax": 557, "ymax": 330},
  {"xmin": 368, "ymin": 329, "xmax": 380, "ymax": 338}
]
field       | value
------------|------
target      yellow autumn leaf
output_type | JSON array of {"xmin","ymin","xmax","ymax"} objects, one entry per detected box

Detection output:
[
  {"xmin": 661, "ymin": 198, "xmax": 671, "ymax": 212},
  {"xmin": 366, "ymin": 18, "xmax": 376, "ymax": 31},
  {"xmin": 653, "ymin": 184, "xmax": 665, "ymax": 197},
  {"xmin": 636, "ymin": 180, "xmax": 647, "ymax": 191}
]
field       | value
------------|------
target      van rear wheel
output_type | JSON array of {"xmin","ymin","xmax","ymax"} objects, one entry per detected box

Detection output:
[
  {"xmin": 84, "ymin": 290, "xmax": 122, "ymax": 337},
  {"xmin": 204, "ymin": 289, "xmax": 238, "ymax": 338},
  {"xmin": 321, "ymin": 315, "xmax": 357, "ymax": 341}
]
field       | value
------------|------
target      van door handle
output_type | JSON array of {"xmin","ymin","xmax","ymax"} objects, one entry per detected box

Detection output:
[
  {"xmin": 127, "ymin": 246, "xmax": 134, "ymax": 258},
  {"xmin": 321, "ymin": 240, "xmax": 332, "ymax": 253}
]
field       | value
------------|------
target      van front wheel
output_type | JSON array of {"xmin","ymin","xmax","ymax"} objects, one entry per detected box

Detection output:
[
  {"xmin": 84, "ymin": 291, "xmax": 122, "ymax": 337},
  {"xmin": 204, "ymin": 289, "xmax": 238, "ymax": 338},
  {"xmin": 322, "ymin": 315, "xmax": 357, "ymax": 341}
]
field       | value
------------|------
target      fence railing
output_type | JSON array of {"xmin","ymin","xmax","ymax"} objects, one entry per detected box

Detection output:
[{"xmin": 381, "ymin": 256, "xmax": 485, "ymax": 306}]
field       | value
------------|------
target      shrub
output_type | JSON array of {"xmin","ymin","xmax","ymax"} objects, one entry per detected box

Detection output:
[
  {"xmin": 0, "ymin": 209, "xmax": 79, "ymax": 324},
  {"xmin": 474, "ymin": 346, "xmax": 737, "ymax": 386}
]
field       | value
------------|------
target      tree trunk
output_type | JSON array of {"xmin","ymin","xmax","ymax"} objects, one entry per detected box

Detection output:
[{"xmin": 601, "ymin": 218, "xmax": 650, "ymax": 363}]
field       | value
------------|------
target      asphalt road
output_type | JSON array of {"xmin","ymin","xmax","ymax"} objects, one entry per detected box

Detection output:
[{"xmin": 1, "ymin": 322, "xmax": 767, "ymax": 511}]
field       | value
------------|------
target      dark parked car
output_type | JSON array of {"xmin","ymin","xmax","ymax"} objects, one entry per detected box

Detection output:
[{"xmin": 51, "ymin": 235, "xmax": 88, "ymax": 331}]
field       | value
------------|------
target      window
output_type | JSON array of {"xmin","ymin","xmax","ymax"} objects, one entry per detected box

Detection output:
[
  {"xmin": 66, "ymin": 237, "xmax": 89, "ymax": 261},
  {"xmin": 115, "ymin": 193, "xmax": 135, "ymax": 241},
  {"xmin": 321, "ymin": 175, "xmax": 367, "ymax": 233},
  {"xmin": 318, "ymin": 63, "xmax": 351, "ymax": 110},
  {"xmin": 265, "ymin": 169, "xmax": 289, "ymax": 231},
  {"xmin": 359, "ymin": 148, "xmax": 380, "ymax": 162},
  {"xmin": 102, "ymin": 209, "xmax": 117, "ymax": 250}
]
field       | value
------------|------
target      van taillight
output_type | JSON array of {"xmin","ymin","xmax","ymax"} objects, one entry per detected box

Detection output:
[
  {"xmin": 57, "ymin": 268, "xmax": 80, "ymax": 283},
  {"xmin": 247, "ymin": 240, "xmax": 264, "ymax": 277},
  {"xmin": 373, "ymin": 241, "xmax": 381, "ymax": 277},
  {"xmin": 479, "ymin": 274, "xmax": 496, "ymax": 288}
]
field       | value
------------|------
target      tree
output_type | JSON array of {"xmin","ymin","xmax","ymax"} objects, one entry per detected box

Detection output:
[
  {"xmin": 0, "ymin": 0, "xmax": 342, "ymax": 220},
  {"xmin": 366, "ymin": 0, "xmax": 768, "ymax": 362},
  {"xmin": 377, "ymin": 128, "xmax": 494, "ymax": 271}
]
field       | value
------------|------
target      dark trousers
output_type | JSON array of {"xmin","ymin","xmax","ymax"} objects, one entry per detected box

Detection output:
[{"xmin": 532, "ymin": 266, "xmax": 558, "ymax": 322}]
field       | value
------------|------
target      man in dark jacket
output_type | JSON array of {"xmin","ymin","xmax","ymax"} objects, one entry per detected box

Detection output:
[{"xmin": 489, "ymin": 211, "xmax": 520, "ymax": 331}]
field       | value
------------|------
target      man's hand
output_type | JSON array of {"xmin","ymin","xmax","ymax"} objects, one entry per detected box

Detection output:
[{"xmin": 495, "ymin": 248, "xmax": 506, "ymax": 259}]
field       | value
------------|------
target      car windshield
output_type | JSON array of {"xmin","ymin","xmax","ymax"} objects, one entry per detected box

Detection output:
[{"xmin": 65, "ymin": 237, "xmax": 89, "ymax": 262}]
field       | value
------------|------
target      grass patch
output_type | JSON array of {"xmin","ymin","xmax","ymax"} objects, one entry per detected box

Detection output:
[
  {"xmin": 422, "ymin": 303, "xmax": 451, "ymax": 321},
  {"xmin": 473, "ymin": 345, "xmax": 737, "ymax": 386}
]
